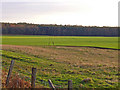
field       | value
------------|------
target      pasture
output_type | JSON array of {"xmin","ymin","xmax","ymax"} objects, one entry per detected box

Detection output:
[
  {"xmin": 2, "ymin": 36, "xmax": 119, "ymax": 49},
  {"xmin": 1, "ymin": 35, "xmax": 119, "ymax": 88}
]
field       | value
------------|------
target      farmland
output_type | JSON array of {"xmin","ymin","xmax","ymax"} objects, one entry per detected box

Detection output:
[
  {"xmin": 1, "ymin": 36, "xmax": 119, "ymax": 88},
  {"xmin": 2, "ymin": 36, "xmax": 119, "ymax": 49}
]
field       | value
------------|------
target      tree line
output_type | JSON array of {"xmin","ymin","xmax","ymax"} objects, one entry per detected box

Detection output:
[{"xmin": 1, "ymin": 22, "xmax": 119, "ymax": 36}]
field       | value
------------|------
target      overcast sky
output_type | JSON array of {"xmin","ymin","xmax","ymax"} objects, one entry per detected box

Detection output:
[{"xmin": 1, "ymin": 0, "xmax": 119, "ymax": 26}]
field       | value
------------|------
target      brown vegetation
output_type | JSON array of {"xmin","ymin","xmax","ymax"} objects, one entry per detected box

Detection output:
[
  {"xmin": 2, "ymin": 45, "xmax": 119, "ymax": 88},
  {"xmin": 2, "ymin": 45, "xmax": 118, "ymax": 69},
  {"xmin": 2, "ymin": 71, "xmax": 31, "ymax": 88}
]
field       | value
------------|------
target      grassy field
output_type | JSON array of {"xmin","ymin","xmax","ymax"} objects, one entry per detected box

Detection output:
[
  {"xmin": 1, "ymin": 35, "xmax": 119, "ymax": 88},
  {"xmin": 2, "ymin": 36, "xmax": 119, "ymax": 49},
  {"xmin": 2, "ymin": 45, "xmax": 119, "ymax": 88}
]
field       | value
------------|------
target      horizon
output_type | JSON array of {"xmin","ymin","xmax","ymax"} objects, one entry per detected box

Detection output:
[
  {"xmin": 1, "ymin": 0, "xmax": 119, "ymax": 27},
  {"xmin": 1, "ymin": 21, "xmax": 119, "ymax": 27}
]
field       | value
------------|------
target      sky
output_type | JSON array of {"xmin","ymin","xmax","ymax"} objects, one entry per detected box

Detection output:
[{"xmin": 1, "ymin": 0, "xmax": 120, "ymax": 26}]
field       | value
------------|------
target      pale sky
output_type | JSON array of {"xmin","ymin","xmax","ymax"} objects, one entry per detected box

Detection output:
[{"xmin": 1, "ymin": 0, "xmax": 119, "ymax": 26}]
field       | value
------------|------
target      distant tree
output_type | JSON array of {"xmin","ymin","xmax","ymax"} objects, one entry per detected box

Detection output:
[{"xmin": 2, "ymin": 22, "xmax": 118, "ymax": 36}]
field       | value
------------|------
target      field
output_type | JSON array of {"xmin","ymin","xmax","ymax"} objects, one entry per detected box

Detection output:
[
  {"xmin": 2, "ymin": 36, "xmax": 119, "ymax": 49},
  {"xmin": 1, "ymin": 36, "xmax": 119, "ymax": 88}
]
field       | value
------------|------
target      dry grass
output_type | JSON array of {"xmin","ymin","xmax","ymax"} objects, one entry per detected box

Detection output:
[
  {"xmin": 2, "ymin": 70, "xmax": 44, "ymax": 88},
  {"xmin": 2, "ymin": 45, "xmax": 119, "ymax": 88},
  {"xmin": 2, "ymin": 45, "xmax": 118, "ymax": 69},
  {"xmin": 2, "ymin": 71, "xmax": 31, "ymax": 88}
]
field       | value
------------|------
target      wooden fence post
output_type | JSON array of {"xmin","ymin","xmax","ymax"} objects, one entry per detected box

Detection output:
[
  {"xmin": 6, "ymin": 60, "xmax": 15, "ymax": 87},
  {"xmin": 48, "ymin": 79, "xmax": 55, "ymax": 89},
  {"xmin": 31, "ymin": 67, "xmax": 37, "ymax": 88},
  {"xmin": 68, "ymin": 80, "xmax": 72, "ymax": 90}
]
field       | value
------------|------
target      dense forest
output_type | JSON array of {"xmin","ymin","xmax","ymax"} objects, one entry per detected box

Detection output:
[{"xmin": 1, "ymin": 22, "xmax": 119, "ymax": 36}]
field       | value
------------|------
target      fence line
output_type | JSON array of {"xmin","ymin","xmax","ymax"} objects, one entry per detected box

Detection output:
[
  {"xmin": 48, "ymin": 79, "xmax": 55, "ymax": 89},
  {"xmin": 5, "ymin": 60, "xmax": 73, "ymax": 89},
  {"xmin": 6, "ymin": 60, "xmax": 15, "ymax": 87},
  {"xmin": 68, "ymin": 80, "xmax": 73, "ymax": 90},
  {"xmin": 31, "ymin": 68, "xmax": 37, "ymax": 88}
]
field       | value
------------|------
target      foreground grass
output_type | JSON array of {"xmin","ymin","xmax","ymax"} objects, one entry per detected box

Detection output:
[
  {"xmin": 2, "ymin": 45, "xmax": 119, "ymax": 88},
  {"xmin": 2, "ymin": 36, "xmax": 119, "ymax": 49}
]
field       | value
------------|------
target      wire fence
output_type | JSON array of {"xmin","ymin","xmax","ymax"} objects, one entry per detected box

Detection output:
[
  {"xmin": 13, "ymin": 64, "xmax": 49, "ymax": 87},
  {"xmin": 3, "ymin": 60, "xmax": 73, "ymax": 89}
]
